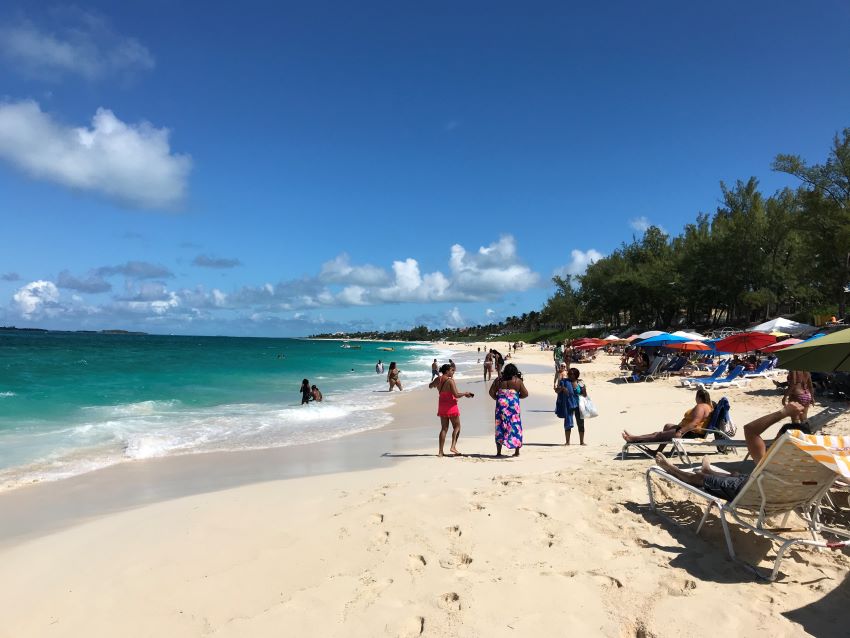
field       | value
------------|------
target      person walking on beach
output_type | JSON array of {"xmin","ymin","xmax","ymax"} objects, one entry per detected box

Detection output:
[
  {"xmin": 483, "ymin": 350, "xmax": 494, "ymax": 382},
  {"xmin": 554, "ymin": 341, "xmax": 564, "ymax": 372},
  {"xmin": 431, "ymin": 359, "xmax": 439, "ymax": 380},
  {"xmin": 387, "ymin": 362, "xmax": 403, "ymax": 391},
  {"xmin": 376, "ymin": 359, "xmax": 384, "ymax": 374},
  {"xmin": 490, "ymin": 363, "xmax": 528, "ymax": 457},
  {"xmin": 429, "ymin": 363, "xmax": 474, "ymax": 456},
  {"xmin": 300, "ymin": 379, "xmax": 312, "ymax": 405},
  {"xmin": 492, "ymin": 349, "xmax": 504, "ymax": 377}
]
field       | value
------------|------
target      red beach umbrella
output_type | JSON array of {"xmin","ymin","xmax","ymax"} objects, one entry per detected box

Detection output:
[
  {"xmin": 669, "ymin": 340, "xmax": 711, "ymax": 352},
  {"xmin": 762, "ymin": 338, "xmax": 803, "ymax": 353},
  {"xmin": 573, "ymin": 342, "xmax": 603, "ymax": 351},
  {"xmin": 714, "ymin": 331, "xmax": 777, "ymax": 353}
]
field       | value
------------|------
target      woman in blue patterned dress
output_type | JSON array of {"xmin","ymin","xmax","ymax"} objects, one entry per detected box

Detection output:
[{"xmin": 489, "ymin": 363, "xmax": 529, "ymax": 457}]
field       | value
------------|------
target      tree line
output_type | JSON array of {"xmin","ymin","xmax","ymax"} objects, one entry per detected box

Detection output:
[{"xmin": 541, "ymin": 129, "xmax": 850, "ymax": 331}]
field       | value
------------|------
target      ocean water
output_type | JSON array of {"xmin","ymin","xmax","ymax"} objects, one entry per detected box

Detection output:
[{"xmin": 0, "ymin": 332, "xmax": 453, "ymax": 489}]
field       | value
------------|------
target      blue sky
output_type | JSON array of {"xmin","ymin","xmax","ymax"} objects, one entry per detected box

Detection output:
[{"xmin": 1, "ymin": 1, "xmax": 849, "ymax": 336}]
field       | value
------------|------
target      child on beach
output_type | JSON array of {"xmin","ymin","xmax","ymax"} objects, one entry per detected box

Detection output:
[{"xmin": 429, "ymin": 363, "xmax": 474, "ymax": 456}]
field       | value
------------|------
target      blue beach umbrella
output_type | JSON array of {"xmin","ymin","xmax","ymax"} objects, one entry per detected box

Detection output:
[{"xmin": 633, "ymin": 333, "xmax": 692, "ymax": 348}]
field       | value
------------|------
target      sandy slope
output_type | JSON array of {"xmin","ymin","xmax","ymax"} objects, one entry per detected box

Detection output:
[{"xmin": 0, "ymin": 345, "xmax": 848, "ymax": 637}]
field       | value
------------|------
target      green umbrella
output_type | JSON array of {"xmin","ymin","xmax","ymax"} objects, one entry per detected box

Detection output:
[{"xmin": 776, "ymin": 328, "xmax": 850, "ymax": 371}]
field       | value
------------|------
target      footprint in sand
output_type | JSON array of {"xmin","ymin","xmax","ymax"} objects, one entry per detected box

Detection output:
[
  {"xmin": 439, "ymin": 553, "xmax": 473, "ymax": 569},
  {"xmin": 408, "ymin": 554, "xmax": 428, "ymax": 570},
  {"xmin": 469, "ymin": 502, "xmax": 486, "ymax": 511},
  {"xmin": 370, "ymin": 513, "xmax": 385, "ymax": 525},
  {"xmin": 398, "ymin": 616, "xmax": 425, "ymax": 637},
  {"xmin": 438, "ymin": 592, "xmax": 462, "ymax": 611},
  {"xmin": 446, "ymin": 525, "xmax": 462, "ymax": 537}
]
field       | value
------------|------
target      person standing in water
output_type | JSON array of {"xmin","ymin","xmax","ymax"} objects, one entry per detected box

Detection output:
[
  {"xmin": 483, "ymin": 350, "xmax": 494, "ymax": 382},
  {"xmin": 300, "ymin": 379, "xmax": 312, "ymax": 405},
  {"xmin": 490, "ymin": 363, "xmax": 528, "ymax": 457},
  {"xmin": 429, "ymin": 363, "xmax": 474, "ymax": 456},
  {"xmin": 387, "ymin": 362, "xmax": 403, "ymax": 391},
  {"xmin": 431, "ymin": 359, "xmax": 439, "ymax": 380},
  {"xmin": 311, "ymin": 385, "xmax": 323, "ymax": 402},
  {"xmin": 376, "ymin": 359, "xmax": 384, "ymax": 374}
]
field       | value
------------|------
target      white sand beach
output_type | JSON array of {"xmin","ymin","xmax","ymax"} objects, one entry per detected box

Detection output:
[{"xmin": 1, "ymin": 345, "xmax": 848, "ymax": 637}]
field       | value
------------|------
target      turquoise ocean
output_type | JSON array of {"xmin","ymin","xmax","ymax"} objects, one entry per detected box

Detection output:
[{"xmin": 0, "ymin": 332, "xmax": 453, "ymax": 489}]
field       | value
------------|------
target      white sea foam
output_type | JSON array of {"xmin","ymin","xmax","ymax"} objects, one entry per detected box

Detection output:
[
  {"xmin": 0, "ymin": 342, "xmax": 452, "ymax": 491},
  {"xmin": 0, "ymin": 392, "xmax": 16, "ymax": 398}
]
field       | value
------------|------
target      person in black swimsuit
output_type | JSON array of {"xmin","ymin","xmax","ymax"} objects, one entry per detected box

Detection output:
[{"xmin": 300, "ymin": 379, "xmax": 312, "ymax": 405}]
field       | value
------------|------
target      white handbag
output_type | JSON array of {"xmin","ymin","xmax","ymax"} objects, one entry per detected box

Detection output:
[{"xmin": 578, "ymin": 395, "xmax": 598, "ymax": 419}]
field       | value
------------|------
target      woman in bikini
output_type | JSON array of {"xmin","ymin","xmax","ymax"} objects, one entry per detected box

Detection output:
[
  {"xmin": 387, "ymin": 362, "xmax": 403, "ymax": 391},
  {"xmin": 783, "ymin": 370, "xmax": 814, "ymax": 429},
  {"xmin": 429, "ymin": 363, "xmax": 473, "ymax": 456}
]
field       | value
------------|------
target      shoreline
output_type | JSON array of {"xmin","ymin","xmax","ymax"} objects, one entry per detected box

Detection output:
[{"xmin": 2, "ymin": 345, "xmax": 849, "ymax": 636}]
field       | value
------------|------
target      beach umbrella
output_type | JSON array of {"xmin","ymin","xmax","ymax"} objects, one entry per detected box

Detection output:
[
  {"xmin": 603, "ymin": 334, "xmax": 620, "ymax": 341},
  {"xmin": 761, "ymin": 338, "xmax": 803, "ymax": 353},
  {"xmin": 714, "ymin": 331, "xmax": 776, "ymax": 353},
  {"xmin": 770, "ymin": 330, "xmax": 790, "ymax": 338},
  {"xmin": 573, "ymin": 342, "xmax": 603, "ymax": 351},
  {"xmin": 635, "ymin": 330, "xmax": 665, "ymax": 340},
  {"xmin": 625, "ymin": 334, "xmax": 640, "ymax": 341},
  {"xmin": 776, "ymin": 328, "xmax": 850, "ymax": 372},
  {"xmin": 751, "ymin": 317, "xmax": 815, "ymax": 336},
  {"xmin": 634, "ymin": 333, "xmax": 692, "ymax": 348},
  {"xmin": 670, "ymin": 330, "xmax": 707, "ymax": 341},
  {"xmin": 669, "ymin": 340, "xmax": 711, "ymax": 352}
]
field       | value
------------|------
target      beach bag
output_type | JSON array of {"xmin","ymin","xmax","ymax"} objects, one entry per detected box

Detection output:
[{"xmin": 578, "ymin": 395, "xmax": 598, "ymax": 419}]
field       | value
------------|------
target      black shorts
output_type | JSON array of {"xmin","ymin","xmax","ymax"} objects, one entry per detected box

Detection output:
[{"xmin": 703, "ymin": 474, "xmax": 749, "ymax": 501}]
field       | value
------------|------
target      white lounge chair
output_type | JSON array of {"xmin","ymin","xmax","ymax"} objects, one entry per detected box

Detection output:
[{"xmin": 646, "ymin": 431, "xmax": 850, "ymax": 580}]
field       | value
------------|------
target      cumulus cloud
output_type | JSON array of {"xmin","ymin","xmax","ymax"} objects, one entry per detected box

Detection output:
[
  {"xmin": 0, "ymin": 100, "xmax": 191, "ymax": 209},
  {"xmin": 485, "ymin": 308, "xmax": 496, "ymax": 318},
  {"xmin": 193, "ymin": 255, "xmax": 242, "ymax": 269},
  {"xmin": 12, "ymin": 280, "xmax": 59, "ymax": 318},
  {"xmin": 554, "ymin": 249, "xmax": 604, "ymax": 278},
  {"xmin": 3, "ymin": 237, "xmax": 539, "ymax": 331},
  {"xmin": 57, "ymin": 270, "xmax": 111, "ymax": 293},
  {"xmin": 319, "ymin": 254, "xmax": 389, "ymax": 286},
  {"xmin": 1, "ymin": 272, "xmax": 21, "ymax": 281},
  {"xmin": 0, "ymin": 11, "xmax": 154, "ymax": 81},
  {"xmin": 97, "ymin": 261, "xmax": 173, "ymax": 279}
]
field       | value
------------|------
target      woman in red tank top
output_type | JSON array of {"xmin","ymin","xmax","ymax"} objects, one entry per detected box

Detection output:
[{"xmin": 429, "ymin": 363, "xmax": 474, "ymax": 456}]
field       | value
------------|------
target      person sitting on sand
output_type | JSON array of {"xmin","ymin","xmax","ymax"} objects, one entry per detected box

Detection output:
[
  {"xmin": 387, "ymin": 362, "xmax": 403, "ymax": 391},
  {"xmin": 654, "ymin": 402, "xmax": 805, "ymax": 501},
  {"xmin": 490, "ymin": 363, "xmax": 529, "ymax": 457},
  {"xmin": 300, "ymin": 379, "xmax": 312, "ymax": 405},
  {"xmin": 622, "ymin": 388, "xmax": 713, "ymax": 445},
  {"xmin": 311, "ymin": 385, "xmax": 323, "ymax": 402},
  {"xmin": 429, "ymin": 363, "xmax": 474, "ymax": 456}
]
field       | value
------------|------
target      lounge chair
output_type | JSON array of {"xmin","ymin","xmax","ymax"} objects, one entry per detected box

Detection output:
[
  {"xmin": 742, "ymin": 360, "xmax": 781, "ymax": 379},
  {"xmin": 620, "ymin": 356, "xmax": 663, "ymax": 383},
  {"xmin": 696, "ymin": 365, "xmax": 748, "ymax": 390},
  {"xmin": 679, "ymin": 361, "xmax": 729, "ymax": 387},
  {"xmin": 646, "ymin": 430, "xmax": 850, "ymax": 580},
  {"xmin": 620, "ymin": 397, "xmax": 734, "ymax": 462}
]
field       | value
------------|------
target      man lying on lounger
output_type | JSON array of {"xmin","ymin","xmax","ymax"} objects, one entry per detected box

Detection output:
[{"xmin": 653, "ymin": 402, "xmax": 805, "ymax": 501}]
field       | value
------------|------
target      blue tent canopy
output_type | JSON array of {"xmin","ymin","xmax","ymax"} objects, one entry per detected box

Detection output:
[{"xmin": 633, "ymin": 333, "xmax": 692, "ymax": 348}]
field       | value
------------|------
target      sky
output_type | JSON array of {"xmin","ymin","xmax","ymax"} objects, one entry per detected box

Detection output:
[{"xmin": 1, "ymin": 1, "xmax": 849, "ymax": 337}]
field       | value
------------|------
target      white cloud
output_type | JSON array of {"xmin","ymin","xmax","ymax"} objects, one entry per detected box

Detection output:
[
  {"xmin": 193, "ymin": 255, "xmax": 242, "ymax": 269},
  {"xmin": 319, "ymin": 254, "xmax": 389, "ymax": 286},
  {"xmin": 554, "ymin": 249, "xmax": 604, "ymax": 278},
  {"xmin": 12, "ymin": 280, "xmax": 59, "ymax": 318},
  {"xmin": 0, "ymin": 100, "xmax": 191, "ymax": 209},
  {"xmin": 0, "ymin": 12, "xmax": 154, "ymax": 81},
  {"xmin": 485, "ymin": 308, "xmax": 496, "ymax": 318},
  {"xmin": 630, "ymin": 216, "xmax": 650, "ymax": 232},
  {"xmin": 446, "ymin": 306, "xmax": 465, "ymax": 328}
]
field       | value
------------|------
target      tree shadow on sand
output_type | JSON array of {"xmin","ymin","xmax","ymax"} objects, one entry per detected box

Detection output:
[{"xmin": 381, "ymin": 452, "xmax": 505, "ymax": 460}]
